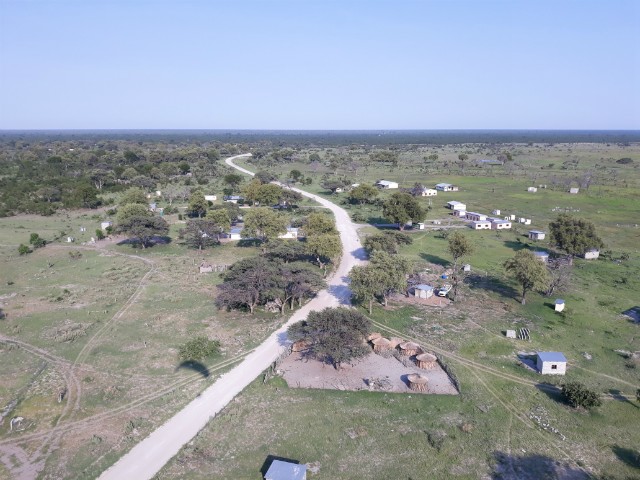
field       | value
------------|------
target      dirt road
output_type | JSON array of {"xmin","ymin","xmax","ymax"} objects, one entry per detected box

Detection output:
[{"xmin": 97, "ymin": 154, "xmax": 365, "ymax": 480}]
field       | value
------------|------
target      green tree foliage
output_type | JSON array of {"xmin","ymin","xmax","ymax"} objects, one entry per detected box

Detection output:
[
  {"xmin": 382, "ymin": 192, "xmax": 426, "ymax": 230},
  {"xmin": 305, "ymin": 234, "xmax": 341, "ymax": 272},
  {"xmin": 178, "ymin": 336, "xmax": 221, "ymax": 362},
  {"xmin": 347, "ymin": 184, "xmax": 379, "ymax": 205},
  {"xmin": 289, "ymin": 169, "xmax": 303, "ymax": 182},
  {"xmin": 255, "ymin": 170, "xmax": 276, "ymax": 184},
  {"xmin": 117, "ymin": 215, "xmax": 169, "ymax": 248},
  {"xmin": 265, "ymin": 239, "xmax": 308, "ymax": 263},
  {"xmin": 321, "ymin": 178, "xmax": 347, "ymax": 193},
  {"xmin": 447, "ymin": 231, "xmax": 474, "ymax": 296},
  {"xmin": 561, "ymin": 382, "xmax": 602, "ymax": 409},
  {"xmin": 216, "ymin": 257, "xmax": 280, "ymax": 314},
  {"xmin": 349, "ymin": 252, "xmax": 411, "ymax": 312},
  {"xmin": 18, "ymin": 244, "xmax": 31, "ymax": 255},
  {"xmin": 120, "ymin": 187, "xmax": 148, "ymax": 206},
  {"xmin": 548, "ymin": 214, "xmax": 604, "ymax": 257},
  {"xmin": 287, "ymin": 307, "xmax": 371, "ymax": 369},
  {"xmin": 29, "ymin": 233, "xmax": 46, "ymax": 249},
  {"xmin": 504, "ymin": 250, "xmax": 550, "ymax": 304},
  {"xmin": 370, "ymin": 150, "xmax": 399, "ymax": 167},
  {"xmin": 182, "ymin": 218, "xmax": 223, "ymax": 249},
  {"xmin": 187, "ymin": 193, "xmax": 208, "ymax": 218},
  {"xmin": 224, "ymin": 173, "xmax": 244, "ymax": 191},
  {"xmin": 363, "ymin": 231, "xmax": 413, "ymax": 254},
  {"xmin": 242, "ymin": 207, "xmax": 288, "ymax": 246},
  {"xmin": 206, "ymin": 208, "xmax": 231, "ymax": 232},
  {"xmin": 95, "ymin": 229, "xmax": 105, "ymax": 240},
  {"xmin": 116, "ymin": 203, "xmax": 151, "ymax": 224},
  {"xmin": 303, "ymin": 212, "xmax": 338, "ymax": 236},
  {"xmin": 210, "ymin": 203, "xmax": 241, "ymax": 224}
]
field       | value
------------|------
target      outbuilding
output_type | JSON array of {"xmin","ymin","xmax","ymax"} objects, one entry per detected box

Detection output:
[
  {"xmin": 264, "ymin": 460, "xmax": 307, "ymax": 480},
  {"xmin": 583, "ymin": 249, "xmax": 600, "ymax": 260},
  {"xmin": 227, "ymin": 227, "xmax": 243, "ymax": 240},
  {"xmin": 528, "ymin": 230, "xmax": 546, "ymax": 240},
  {"xmin": 527, "ymin": 187, "xmax": 538, "ymax": 192},
  {"xmin": 204, "ymin": 195, "xmax": 217, "ymax": 202},
  {"xmin": 536, "ymin": 352, "xmax": 567, "ymax": 375},
  {"xmin": 446, "ymin": 201, "xmax": 466, "ymax": 211},
  {"xmin": 376, "ymin": 180, "xmax": 399, "ymax": 189},
  {"xmin": 471, "ymin": 221, "xmax": 491, "ymax": 230},
  {"xmin": 413, "ymin": 284, "xmax": 434, "ymax": 299},
  {"xmin": 555, "ymin": 299, "xmax": 565, "ymax": 312},
  {"xmin": 466, "ymin": 212, "xmax": 487, "ymax": 222},
  {"xmin": 435, "ymin": 183, "xmax": 459, "ymax": 192},
  {"xmin": 418, "ymin": 187, "xmax": 438, "ymax": 196},
  {"xmin": 569, "ymin": 187, "xmax": 579, "ymax": 194},
  {"xmin": 100, "ymin": 221, "xmax": 112, "ymax": 231},
  {"xmin": 278, "ymin": 227, "xmax": 299, "ymax": 239},
  {"xmin": 533, "ymin": 251, "xmax": 549, "ymax": 263},
  {"xmin": 490, "ymin": 219, "xmax": 512, "ymax": 230}
]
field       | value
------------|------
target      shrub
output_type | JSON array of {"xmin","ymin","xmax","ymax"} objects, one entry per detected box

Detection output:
[
  {"xmin": 562, "ymin": 382, "xmax": 601, "ymax": 409},
  {"xmin": 18, "ymin": 244, "xmax": 31, "ymax": 255},
  {"xmin": 29, "ymin": 233, "xmax": 46, "ymax": 248},
  {"xmin": 95, "ymin": 229, "xmax": 105, "ymax": 240},
  {"xmin": 178, "ymin": 336, "xmax": 221, "ymax": 361}
]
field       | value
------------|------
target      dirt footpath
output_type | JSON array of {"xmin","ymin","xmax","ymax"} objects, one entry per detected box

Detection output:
[{"xmin": 280, "ymin": 351, "xmax": 459, "ymax": 395}]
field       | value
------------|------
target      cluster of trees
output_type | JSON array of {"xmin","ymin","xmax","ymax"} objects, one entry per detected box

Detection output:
[
  {"xmin": 116, "ymin": 187, "xmax": 169, "ymax": 248},
  {"xmin": 241, "ymin": 178, "xmax": 302, "ymax": 207},
  {"xmin": 382, "ymin": 192, "xmax": 426, "ymax": 230},
  {"xmin": 18, "ymin": 232, "xmax": 47, "ymax": 255}
]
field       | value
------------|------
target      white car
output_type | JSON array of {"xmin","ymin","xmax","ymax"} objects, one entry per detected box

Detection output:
[{"xmin": 437, "ymin": 284, "xmax": 452, "ymax": 297}]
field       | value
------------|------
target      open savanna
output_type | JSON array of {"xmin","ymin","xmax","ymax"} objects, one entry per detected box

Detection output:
[
  {"xmin": 159, "ymin": 146, "xmax": 639, "ymax": 479},
  {"xmin": 0, "ymin": 209, "xmax": 289, "ymax": 479}
]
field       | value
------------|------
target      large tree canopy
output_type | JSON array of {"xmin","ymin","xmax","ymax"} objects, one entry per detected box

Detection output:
[
  {"xmin": 287, "ymin": 307, "xmax": 371, "ymax": 369},
  {"xmin": 504, "ymin": 250, "xmax": 550, "ymax": 304},
  {"xmin": 117, "ymin": 215, "xmax": 169, "ymax": 248},
  {"xmin": 382, "ymin": 192, "xmax": 426, "ymax": 230},
  {"xmin": 242, "ymin": 207, "xmax": 288, "ymax": 245},
  {"xmin": 548, "ymin": 214, "xmax": 604, "ymax": 257}
]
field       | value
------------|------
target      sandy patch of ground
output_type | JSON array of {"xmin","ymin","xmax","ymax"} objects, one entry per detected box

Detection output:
[{"xmin": 279, "ymin": 351, "xmax": 458, "ymax": 395}]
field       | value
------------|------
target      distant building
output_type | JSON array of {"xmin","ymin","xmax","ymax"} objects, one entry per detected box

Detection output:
[
  {"xmin": 223, "ymin": 195, "xmax": 243, "ymax": 203},
  {"xmin": 533, "ymin": 251, "xmax": 549, "ymax": 263},
  {"xmin": 528, "ymin": 230, "xmax": 546, "ymax": 240},
  {"xmin": 471, "ymin": 221, "xmax": 491, "ymax": 230},
  {"xmin": 583, "ymin": 249, "xmax": 600, "ymax": 260},
  {"xmin": 414, "ymin": 222, "xmax": 425, "ymax": 230},
  {"xmin": 204, "ymin": 195, "xmax": 217, "ymax": 202},
  {"xmin": 278, "ymin": 227, "xmax": 299, "ymax": 239},
  {"xmin": 569, "ymin": 187, "xmax": 579, "ymax": 194},
  {"xmin": 490, "ymin": 219, "xmax": 512, "ymax": 230},
  {"xmin": 492, "ymin": 209, "xmax": 501, "ymax": 215},
  {"xmin": 466, "ymin": 212, "xmax": 487, "ymax": 222},
  {"xmin": 264, "ymin": 460, "xmax": 307, "ymax": 480},
  {"xmin": 452, "ymin": 209, "xmax": 467, "ymax": 217},
  {"xmin": 555, "ymin": 299, "xmax": 565, "ymax": 312},
  {"xmin": 435, "ymin": 183, "xmax": 459, "ymax": 192},
  {"xmin": 527, "ymin": 187, "xmax": 538, "ymax": 192},
  {"xmin": 446, "ymin": 201, "xmax": 466, "ymax": 211},
  {"xmin": 227, "ymin": 227, "xmax": 243, "ymax": 240},
  {"xmin": 413, "ymin": 284, "xmax": 434, "ymax": 299},
  {"xmin": 100, "ymin": 221, "xmax": 112, "ymax": 231},
  {"xmin": 199, "ymin": 262, "xmax": 214, "ymax": 274},
  {"xmin": 376, "ymin": 180, "xmax": 399, "ymax": 189},
  {"xmin": 463, "ymin": 264, "xmax": 471, "ymax": 272},
  {"xmin": 417, "ymin": 187, "xmax": 438, "ymax": 197},
  {"xmin": 536, "ymin": 352, "xmax": 567, "ymax": 375}
]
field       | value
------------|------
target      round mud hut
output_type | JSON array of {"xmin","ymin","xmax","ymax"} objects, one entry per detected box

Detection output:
[
  {"xmin": 367, "ymin": 332, "xmax": 382, "ymax": 341},
  {"xmin": 415, "ymin": 353, "xmax": 438, "ymax": 370},
  {"xmin": 398, "ymin": 341, "xmax": 421, "ymax": 357},
  {"xmin": 388, "ymin": 337, "xmax": 404, "ymax": 349},
  {"xmin": 407, "ymin": 373, "xmax": 429, "ymax": 392},
  {"xmin": 371, "ymin": 337, "xmax": 391, "ymax": 352}
]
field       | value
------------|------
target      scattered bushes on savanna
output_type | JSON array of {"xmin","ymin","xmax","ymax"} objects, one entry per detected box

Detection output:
[
  {"xmin": 561, "ymin": 381, "xmax": 601, "ymax": 409},
  {"xmin": 178, "ymin": 336, "xmax": 221, "ymax": 362}
]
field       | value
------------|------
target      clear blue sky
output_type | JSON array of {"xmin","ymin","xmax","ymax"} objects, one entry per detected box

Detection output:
[{"xmin": 1, "ymin": 0, "xmax": 638, "ymax": 129}]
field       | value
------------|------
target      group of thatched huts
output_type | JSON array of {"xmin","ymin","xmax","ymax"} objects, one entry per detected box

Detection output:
[{"xmin": 367, "ymin": 333, "xmax": 438, "ymax": 392}]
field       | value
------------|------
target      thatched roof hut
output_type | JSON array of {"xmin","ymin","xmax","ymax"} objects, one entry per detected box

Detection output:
[
  {"xmin": 371, "ymin": 337, "xmax": 391, "ymax": 352},
  {"xmin": 416, "ymin": 353, "xmax": 438, "ymax": 369},
  {"xmin": 388, "ymin": 337, "xmax": 404, "ymax": 349},
  {"xmin": 407, "ymin": 373, "xmax": 429, "ymax": 392},
  {"xmin": 367, "ymin": 332, "xmax": 382, "ymax": 341},
  {"xmin": 398, "ymin": 341, "xmax": 421, "ymax": 356},
  {"xmin": 291, "ymin": 339, "xmax": 311, "ymax": 352}
]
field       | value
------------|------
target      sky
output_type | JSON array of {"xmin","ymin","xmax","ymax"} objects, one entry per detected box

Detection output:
[{"xmin": 0, "ymin": 0, "xmax": 638, "ymax": 130}]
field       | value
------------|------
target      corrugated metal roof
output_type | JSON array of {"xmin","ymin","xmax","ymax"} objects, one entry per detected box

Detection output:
[
  {"xmin": 415, "ymin": 284, "xmax": 434, "ymax": 291},
  {"xmin": 537, "ymin": 352, "xmax": 567, "ymax": 363},
  {"xmin": 265, "ymin": 460, "xmax": 307, "ymax": 480}
]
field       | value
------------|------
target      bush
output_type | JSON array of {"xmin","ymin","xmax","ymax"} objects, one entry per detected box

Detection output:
[
  {"xmin": 562, "ymin": 382, "xmax": 601, "ymax": 409},
  {"xmin": 29, "ymin": 233, "xmax": 46, "ymax": 248},
  {"xmin": 95, "ymin": 229, "xmax": 105, "ymax": 240},
  {"xmin": 178, "ymin": 336, "xmax": 221, "ymax": 361},
  {"xmin": 18, "ymin": 244, "xmax": 31, "ymax": 255}
]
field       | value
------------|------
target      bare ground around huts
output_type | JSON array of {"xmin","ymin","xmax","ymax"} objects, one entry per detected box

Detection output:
[{"xmin": 279, "ymin": 351, "xmax": 459, "ymax": 395}]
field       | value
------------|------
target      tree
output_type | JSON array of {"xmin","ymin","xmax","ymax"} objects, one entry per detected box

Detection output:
[
  {"xmin": 382, "ymin": 192, "xmax": 425, "ymax": 230},
  {"xmin": 504, "ymin": 250, "xmax": 550, "ymax": 304},
  {"xmin": 265, "ymin": 239, "xmax": 308, "ymax": 263},
  {"xmin": 349, "ymin": 265, "xmax": 380, "ymax": 314},
  {"xmin": 178, "ymin": 336, "xmax": 220, "ymax": 362},
  {"xmin": 18, "ymin": 244, "xmax": 31, "ymax": 255},
  {"xmin": 120, "ymin": 187, "xmax": 148, "ymax": 206},
  {"xmin": 347, "ymin": 184, "xmax": 379, "ymax": 205},
  {"xmin": 29, "ymin": 233, "xmax": 46, "ymax": 249},
  {"xmin": 255, "ymin": 170, "xmax": 276, "ymax": 184},
  {"xmin": 117, "ymin": 215, "xmax": 169, "ymax": 248},
  {"xmin": 458, "ymin": 153, "xmax": 469, "ymax": 173},
  {"xmin": 117, "ymin": 203, "xmax": 151, "ymax": 224},
  {"xmin": 182, "ymin": 218, "xmax": 223, "ymax": 249},
  {"xmin": 71, "ymin": 184, "xmax": 100, "ymax": 209},
  {"xmin": 216, "ymin": 257, "xmax": 281, "ymax": 314},
  {"xmin": 363, "ymin": 231, "xmax": 413, "ymax": 255},
  {"xmin": 548, "ymin": 214, "xmax": 604, "ymax": 257},
  {"xmin": 545, "ymin": 258, "xmax": 572, "ymax": 296},
  {"xmin": 242, "ymin": 207, "xmax": 288, "ymax": 246},
  {"xmin": 95, "ymin": 229, "xmax": 105, "ymax": 240},
  {"xmin": 241, "ymin": 179, "xmax": 263, "ymax": 204},
  {"xmin": 562, "ymin": 382, "xmax": 602, "ymax": 409},
  {"xmin": 369, "ymin": 251, "xmax": 411, "ymax": 306},
  {"xmin": 255, "ymin": 184, "xmax": 284, "ymax": 206},
  {"xmin": 304, "ymin": 212, "xmax": 337, "ymax": 236},
  {"xmin": 447, "ymin": 231, "xmax": 474, "ymax": 296},
  {"xmin": 206, "ymin": 208, "xmax": 231, "ymax": 232},
  {"xmin": 321, "ymin": 178, "xmax": 347, "ymax": 194},
  {"xmin": 287, "ymin": 307, "xmax": 371, "ymax": 369},
  {"xmin": 305, "ymin": 234, "xmax": 341, "ymax": 272},
  {"xmin": 187, "ymin": 193, "xmax": 208, "ymax": 218},
  {"xmin": 289, "ymin": 169, "xmax": 303, "ymax": 182},
  {"xmin": 224, "ymin": 173, "xmax": 243, "ymax": 191}
]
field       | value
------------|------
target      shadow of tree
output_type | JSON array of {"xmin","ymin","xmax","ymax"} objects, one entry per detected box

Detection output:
[
  {"xmin": 612, "ymin": 445, "xmax": 640, "ymax": 469},
  {"xmin": 351, "ymin": 247, "xmax": 368, "ymax": 261},
  {"xmin": 492, "ymin": 452, "xmax": 590, "ymax": 479},
  {"xmin": 464, "ymin": 273, "xmax": 519, "ymax": 300},
  {"xmin": 175, "ymin": 360, "xmax": 210, "ymax": 378},
  {"xmin": 609, "ymin": 389, "xmax": 640, "ymax": 410},
  {"xmin": 503, "ymin": 240, "xmax": 530, "ymax": 252},
  {"xmin": 534, "ymin": 383, "xmax": 567, "ymax": 405},
  {"xmin": 419, "ymin": 252, "xmax": 450, "ymax": 267}
]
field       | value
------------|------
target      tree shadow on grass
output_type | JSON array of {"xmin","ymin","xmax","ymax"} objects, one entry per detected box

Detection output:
[
  {"xmin": 464, "ymin": 273, "xmax": 519, "ymax": 301},
  {"xmin": 534, "ymin": 383, "xmax": 567, "ymax": 405},
  {"xmin": 612, "ymin": 445, "xmax": 640, "ymax": 469},
  {"xmin": 609, "ymin": 389, "xmax": 640, "ymax": 410},
  {"xmin": 419, "ymin": 252, "xmax": 450, "ymax": 267},
  {"xmin": 503, "ymin": 240, "xmax": 530, "ymax": 252},
  {"xmin": 116, "ymin": 236, "xmax": 172, "ymax": 248},
  {"xmin": 175, "ymin": 360, "xmax": 210, "ymax": 379},
  {"xmin": 491, "ymin": 451, "xmax": 590, "ymax": 479}
]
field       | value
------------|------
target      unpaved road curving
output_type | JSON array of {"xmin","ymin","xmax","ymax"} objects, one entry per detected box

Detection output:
[{"xmin": 97, "ymin": 153, "xmax": 365, "ymax": 480}]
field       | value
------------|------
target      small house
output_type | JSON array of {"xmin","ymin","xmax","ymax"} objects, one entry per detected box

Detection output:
[
  {"xmin": 264, "ymin": 460, "xmax": 307, "ymax": 480},
  {"xmin": 527, "ymin": 187, "xmax": 538, "ymax": 193},
  {"xmin": 492, "ymin": 209, "xmax": 501, "ymax": 215},
  {"xmin": 199, "ymin": 262, "xmax": 214, "ymax": 274},
  {"xmin": 463, "ymin": 264, "xmax": 471, "ymax": 272},
  {"xmin": 524, "ymin": 219, "xmax": 532, "ymax": 225},
  {"xmin": 446, "ymin": 201, "xmax": 466, "ymax": 211},
  {"xmin": 533, "ymin": 251, "xmax": 549, "ymax": 263},
  {"xmin": 414, "ymin": 222, "xmax": 425, "ymax": 230},
  {"xmin": 227, "ymin": 227, "xmax": 243, "ymax": 240},
  {"xmin": 536, "ymin": 352, "xmax": 567, "ymax": 375},
  {"xmin": 278, "ymin": 227, "xmax": 299, "ymax": 239},
  {"xmin": 490, "ymin": 219, "xmax": 511, "ymax": 230},
  {"xmin": 435, "ymin": 183, "xmax": 459, "ymax": 192},
  {"xmin": 583, "ymin": 249, "xmax": 600, "ymax": 260},
  {"xmin": 223, "ymin": 195, "xmax": 243, "ymax": 203},
  {"xmin": 100, "ymin": 221, "xmax": 112, "ymax": 231},
  {"xmin": 334, "ymin": 187, "xmax": 344, "ymax": 193},
  {"xmin": 66, "ymin": 236, "xmax": 75, "ymax": 243},
  {"xmin": 528, "ymin": 230, "xmax": 546, "ymax": 240},
  {"xmin": 413, "ymin": 284, "xmax": 434, "ymax": 299},
  {"xmin": 376, "ymin": 180, "xmax": 399, "ymax": 189},
  {"xmin": 555, "ymin": 299, "xmax": 565, "ymax": 312},
  {"xmin": 79, "ymin": 226, "xmax": 86, "ymax": 232},
  {"xmin": 156, "ymin": 190, "xmax": 162, "ymax": 197},
  {"xmin": 466, "ymin": 212, "xmax": 487, "ymax": 222},
  {"xmin": 505, "ymin": 330, "xmax": 516, "ymax": 339},
  {"xmin": 204, "ymin": 195, "xmax": 217, "ymax": 202},
  {"xmin": 453, "ymin": 209, "xmax": 467, "ymax": 217},
  {"xmin": 418, "ymin": 187, "xmax": 438, "ymax": 197},
  {"xmin": 471, "ymin": 221, "xmax": 491, "ymax": 230},
  {"xmin": 509, "ymin": 214, "xmax": 516, "ymax": 221},
  {"xmin": 569, "ymin": 187, "xmax": 579, "ymax": 194}
]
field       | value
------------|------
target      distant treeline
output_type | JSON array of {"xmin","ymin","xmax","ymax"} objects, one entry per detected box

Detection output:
[{"xmin": 1, "ymin": 129, "xmax": 639, "ymax": 146}]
